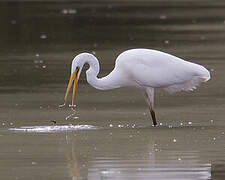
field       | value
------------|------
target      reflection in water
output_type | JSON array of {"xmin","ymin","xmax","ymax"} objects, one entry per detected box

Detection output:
[
  {"xmin": 64, "ymin": 128, "xmax": 213, "ymax": 180},
  {"xmin": 66, "ymin": 136, "xmax": 80, "ymax": 180},
  {"xmin": 88, "ymin": 162, "xmax": 211, "ymax": 180},
  {"xmin": 1, "ymin": 124, "xmax": 224, "ymax": 179}
]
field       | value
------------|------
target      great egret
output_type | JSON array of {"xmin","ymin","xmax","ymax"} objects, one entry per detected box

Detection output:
[{"xmin": 64, "ymin": 49, "xmax": 210, "ymax": 126}]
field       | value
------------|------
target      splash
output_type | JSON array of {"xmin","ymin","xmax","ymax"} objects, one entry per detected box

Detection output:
[
  {"xmin": 66, "ymin": 104, "xmax": 78, "ymax": 120},
  {"xmin": 9, "ymin": 125, "xmax": 97, "ymax": 133},
  {"xmin": 66, "ymin": 111, "xmax": 77, "ymax": 120},
  {"xmin": 58, "ymin": 103, "xmax": 78, "ymax": 120},
  {"xmin": 58, "ymin": 102, "xmax": 66, "ymax": 108}
]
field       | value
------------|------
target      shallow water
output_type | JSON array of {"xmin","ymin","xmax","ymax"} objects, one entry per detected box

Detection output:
[{"xmin": 0, "ymin": 0, "xmax": 225, "ymax": 179}]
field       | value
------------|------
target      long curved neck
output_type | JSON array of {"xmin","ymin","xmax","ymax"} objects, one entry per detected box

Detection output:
[{"xmin": 83, "ymin": 54, "xmax": 122, "ymax": 90}]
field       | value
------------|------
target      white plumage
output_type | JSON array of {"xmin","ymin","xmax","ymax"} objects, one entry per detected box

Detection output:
[
  {"xmin": 64, "ymin": 48, "xmax": 210, "ymax": 126},
  {"xmin": 115, "ymin": 49, "xmax": 210, "ymax": 92}
]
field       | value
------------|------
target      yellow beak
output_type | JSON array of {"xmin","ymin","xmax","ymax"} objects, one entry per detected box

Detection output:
[{"xmin": 64, "ymin": 68, "xmax": 79, "ymax": 105}]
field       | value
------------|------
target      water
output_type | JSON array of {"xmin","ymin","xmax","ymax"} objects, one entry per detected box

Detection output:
[{"xmin": 0, "ymin": 0, "xmax": 225, "ymax": 179}]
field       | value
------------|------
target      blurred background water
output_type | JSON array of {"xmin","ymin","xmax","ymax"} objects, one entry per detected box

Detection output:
[{"xmin": 0, "ymin": 0, "xmax": 225, "ymax": 179}]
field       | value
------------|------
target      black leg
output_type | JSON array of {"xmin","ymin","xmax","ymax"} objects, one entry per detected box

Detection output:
[{"xmin": 150, "ymin": 110, "xmax": 157, "ymax": 126}]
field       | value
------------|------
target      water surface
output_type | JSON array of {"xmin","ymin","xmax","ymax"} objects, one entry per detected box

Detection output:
[{"xmin": 0, "ymin": 0, "xmax": 225, "ymax": 179}]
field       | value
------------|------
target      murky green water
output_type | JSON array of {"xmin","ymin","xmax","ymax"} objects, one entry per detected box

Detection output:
[{"xmin": 0, "ymin": 1, "xmax": 225, "ymax": 179}]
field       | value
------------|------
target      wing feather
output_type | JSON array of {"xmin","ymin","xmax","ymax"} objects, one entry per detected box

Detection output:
[
  {"xmin": 116, "ymin": 49, "xmax": 210, "ymax": 91},
  {"xmin": 163, "ymin": 75, "xmax": 209, "ymax": 93}
]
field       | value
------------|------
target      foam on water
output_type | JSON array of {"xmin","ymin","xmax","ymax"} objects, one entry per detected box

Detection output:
[{"xmin": 9, "ymin": 125, "xmax": 97, "ymax": 133}]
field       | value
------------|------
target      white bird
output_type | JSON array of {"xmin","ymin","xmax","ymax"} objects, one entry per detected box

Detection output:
[{"xmin": 64, "ymin": 49, "xmax": 210, "ymax": 126}]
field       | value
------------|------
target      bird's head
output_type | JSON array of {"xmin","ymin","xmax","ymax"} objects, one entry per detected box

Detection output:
[{"xmin": 64, "ymin": 54, "xmax": 85, "ymax": 105}]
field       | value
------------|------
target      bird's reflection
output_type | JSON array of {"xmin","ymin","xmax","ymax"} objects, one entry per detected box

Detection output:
[
  {"xmin": 64, "ymin": 127, "xmax": 211, "ymax": 180},
  {"xmin": 68, "ymin": 149, "xmax": 79, "ymax": 180},
  {"xmin": 65, "ymin": 133, "xmax": 81, "ymax": 180}
]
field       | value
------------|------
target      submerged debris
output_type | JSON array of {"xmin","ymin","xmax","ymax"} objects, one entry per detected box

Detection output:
[{"xmin": 51, "ymin": 120, "xmax": 57, "ymax": 125}]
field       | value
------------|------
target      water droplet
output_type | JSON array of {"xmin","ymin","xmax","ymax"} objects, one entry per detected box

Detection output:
[
  {"xmin": 35, "ymin": 60, "xmax": 43, "ymax": 66},
  {"xmin": 58, "ymin": 103, "xmax": 66, "ymax": 108},
  {"xmin": 69, "ymin": 104, "xmax": 76, "ymax": 108},
  {"xmin": 180, "ymin": 122, "xmax": 183, "ymax": 126},
  {"xmin": 210, "ymin": 119, "xmax": 214, "ymax": 123},
  {"xmin": 66, "ymin": 111, "xmax": 76, "ymax": 120},
  {"xmin": 61, "ymin": 9, "xmax": 68, "ymax": 14},
  {"xmin": 118, "ymin": 124, "xmax": 123, "ymax": 128},
  {"xmin": 11, "ymin": 20, "xmax": 17, "ymax": 24},
  {"xmin": 164, "ymin": 40, "xmax": 170, "ymax": 44},
  {"xmin": 10, "ymin": 122, "xmax": 13, "ymax": 126},
  {"xmin": 200, "ymin": 36, "xmax": 206, "ymax": 40},
  {"xmin": 93, "ymin": 43, "xmax": 98, "ymax": 47},
  {"xmin": 35, "ymin": 54, "xmax": 39, "ymax": 57},
  {"xmin": 188, "ymin": 121, "xmax": 192, "ymax": 125},
  {"xmin": 159, "ymin": 122, "xmax": 163, "ymax": 126},
  {"xmin": 213, "ymin": 137, "xmax": 216, "ymax": 141},
  {"xmin": 129, "ymin": 135, "xmax": 133, "ymax": 138},
  {"xmin": 2, "ymin": 123, "xmax": 5, "ymax": 126},
  {"xmin": 68, "ymin": 9, "xmax": 77, "ymax": 14},
  {"xmin": 42, "ymin": 65, "xmax": 46, "ymax": 69},
  {"xmin": 178, "ymin": 157, "xmax": 182, "ymax": 161},
  {"xmin": 159, "ymin": 14, "xmax": 167, "ymax": 20},
  {"xmin": 109, "ymin": 124, "xmax": 113, "ymax": 127},
  {"xmin": 173, "ymin": 138, "xmax": 177, "ymax": 143},
  {"xmin": 40, "ymin": 34, "xmax": 47, "ymax": 39}
]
